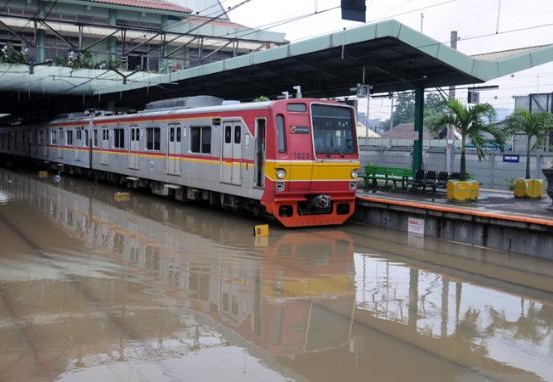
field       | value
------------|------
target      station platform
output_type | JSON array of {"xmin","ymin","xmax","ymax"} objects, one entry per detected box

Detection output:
[{"xmin": 356, "ymin": 187, "xmax": 553, "ymax": 227}]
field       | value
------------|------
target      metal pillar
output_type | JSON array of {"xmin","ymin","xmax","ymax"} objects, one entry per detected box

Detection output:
[
  {"xmin": 160, "ymin": 15, "xmax": 168, "ymax": 72},
  {"xmin": 108, "ymin": 9, "xmax": 117, "ymax": 64},
  {"xmin": 413, "ymin": 87, "xmax": 424, "ymax": 172}
]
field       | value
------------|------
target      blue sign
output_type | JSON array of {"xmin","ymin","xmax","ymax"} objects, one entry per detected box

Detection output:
[{"xmin": 503, "ymin": 155, "xmax": 520, "ymax": 163}]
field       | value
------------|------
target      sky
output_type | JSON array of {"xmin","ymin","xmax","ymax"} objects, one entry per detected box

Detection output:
[{"xmin": 220, "ymin": 0, "xmax": 553, "ymax": 120}]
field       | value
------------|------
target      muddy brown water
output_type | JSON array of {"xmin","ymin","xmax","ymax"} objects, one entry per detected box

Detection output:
[{"xmin": 1, "ymin": 169, "xmax": 552, "ymax": 382}]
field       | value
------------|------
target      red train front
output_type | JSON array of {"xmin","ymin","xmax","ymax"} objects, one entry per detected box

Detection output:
[{"xmin": 260, "ymin": 99, "xmax": 360, "ymax": 227}]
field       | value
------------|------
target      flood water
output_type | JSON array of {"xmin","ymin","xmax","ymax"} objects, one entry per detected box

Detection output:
[{"xmin": 1, "ymin": 168, "xmax": 552, "ymax": 382}]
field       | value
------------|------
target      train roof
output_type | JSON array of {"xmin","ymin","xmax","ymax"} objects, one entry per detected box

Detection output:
[{"xmin": 43, "ymin": 97, "xmax": 348, "ymax": 125}]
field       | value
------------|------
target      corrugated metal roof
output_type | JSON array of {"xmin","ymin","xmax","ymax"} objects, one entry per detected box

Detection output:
[{"xmin": 90, "ymin": 0, "xmax": 192, "ymax": 14}]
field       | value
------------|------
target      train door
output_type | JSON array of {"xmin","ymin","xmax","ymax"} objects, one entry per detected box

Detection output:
[
  {"xmin": 75, "ymin": 129, "xmax": 82, "ymax": 161},
  {"xmin": 221, "ymin": 122, "xmax": 242, "ymax": 185},
  {"xmin": 42, "ymin": 129, "xmax": 48, "ymax": 157},
  {"xmin": 101, "ymin": 128, "xmax": 109, "ymax": 165},
  {"xmin": 57, "ymin": 128, "xmax": 63, "ymax": 159},
  {"xmin": 129, "ymin": 126, "xmax": 139, "ymax": 169},
  {"xmin": 167, "ymin": 124, "xmax": 181, "ymax": 175},
  {"xmin": 254, "ymin": 118, "xmax": 266, "ymax": 188}
]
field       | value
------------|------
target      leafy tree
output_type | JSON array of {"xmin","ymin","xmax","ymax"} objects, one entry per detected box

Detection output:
[
  {"xmin": 436, "ymin": 99, "xmax": 504, "ymax": 181},
  {"xmin": 505, "ymin": 110, "xmax": 553, "ymax": 179},
  {"xmin": 393, "ymin": 92, "xmax": 415, "ymax": 126},
  {"xmin": 424, "ymin": 92, "xmax": 447, "ymax": 137}
]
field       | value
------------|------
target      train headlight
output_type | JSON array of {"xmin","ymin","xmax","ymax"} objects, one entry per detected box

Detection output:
[
  {"xmin": 275, "ymin": 168, "xmax": 286, "ymax": 179},
  {"xmin": 351, "ymin": 169, "xmax": 359, "ymax": 179}
]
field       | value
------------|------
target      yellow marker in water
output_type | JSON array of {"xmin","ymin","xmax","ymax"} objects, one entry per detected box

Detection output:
[
  {"xmin": 253, "ymin": 224, "xmax": 269, "ymax": 237},
  {"xmin": 114, "ymin": 192, "xmax": 131, "ymax": 201}
]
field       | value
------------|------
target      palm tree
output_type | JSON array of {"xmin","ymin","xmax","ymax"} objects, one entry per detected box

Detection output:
[
  {"xmin": 436, "ymin": 99, "xmax": 504, "ymax": 181},
  {"xmin": 505, "ymin": 110, "xmax": 553, "ymax": 179}
]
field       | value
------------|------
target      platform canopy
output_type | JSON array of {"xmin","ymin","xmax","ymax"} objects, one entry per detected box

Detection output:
[{"xmin": 3, "ymin": 19, "xmax": 553, "ymax": 118}]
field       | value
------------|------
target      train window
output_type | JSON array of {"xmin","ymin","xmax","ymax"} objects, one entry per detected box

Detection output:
[
  {"xmin": 234, "ymin": 126, "xmax": 241, "ymax": 144},
  {"xmin": 93, "ymin": 130, "xmax": 98, "ymax": 146},
  {"xmin": 67, "ymin": 130, "xmax": 74, "ymax": 145},
  {"xmin": 76, "ymin": 129, "xmax": 81, "ymax": 141},
  {"xmin": 276, "ymin": 114, "xmax": 286, "ymax": 153},
  {"xmin": 287, "ymin": 103, "xmax": 307, "ymax": 112},
  {"xmin": 59, "ymin": 129, "xmax": 64, "ymax": 144},
  {"xmin": 190, "ymin": 126, "xmax": 211, "ymax": 153},
  {"xmin": 312, "ymin": 104, "xmax": 355, "ymax": 155},
  {"xmin": 224, "ymin": 125, "xmax": 231, "ymax": 144},
  {"xmin": 84, "ymin": 130, "xmax": 89, "ymax": 147},
  {"xmin": 176, "ymin": 127, "xmax": 181, "ymax": 142},
  {"xmin": 170, "ymin": 127, "xmax": 174, "ymax": 142},
  {"xmin": 114, "ymin": 128, "xmax": 125, "ymax": 149},
  {"xmin": 51, "ymin": 130, "xmax": 57, "ymax": 145},
  {"xmin": 146, "ymin": 127, "xmax": 160, "ymax": 150}
]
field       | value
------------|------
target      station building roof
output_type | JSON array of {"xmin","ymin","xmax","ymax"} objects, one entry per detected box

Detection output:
[
  {"xmin": 89, "ymin": 0, "xmax": 192, "ymax": 13},
  {"xmin": 92, "ymin": 20, "xmax": 553, "ymax": 103},
  {"xmin": 2, "ymin": 19, "xmax": 553, "ymax": 118}
]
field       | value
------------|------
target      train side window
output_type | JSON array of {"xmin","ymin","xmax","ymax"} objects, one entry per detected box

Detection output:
[
  {"xmin": 51, "ymin": 130, "xmax": 57, "ymax": 145},
  {"xmin": 114, "ymin": 128, "xmax": 125, "ymax": 149},
  {"xmin": 276, "ymin": 114, "xmax": 286, "ymax": 153},
  {"xmin": 146, "ymin": 127, "xmax": 160, "ymax": 150},
  {"xmin": 191, "ymin": 126, "xmax": 211, "ymax": 154},
  {"xmin": 93, "ymin": 130, "xmax": 98, "ymax": 146},
  {"xmin": 224, "ymin": 125, "xmax": 231, "ymax": 144},
  {"xmin": 67, "ymin": 130, "xmax": 74, "ymax": 145},
  {"xmin": 84, "ymin": 130, "xmax": 89, "ymax": 147},
  {"xmin": 234, "ymin": 126, "xmax": 241, "ymax": 144}
]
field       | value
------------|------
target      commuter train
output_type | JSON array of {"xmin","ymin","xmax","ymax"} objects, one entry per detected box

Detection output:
[{"xmin": 0, "ymin": 95, "xmax": 360, "ymax": 227}]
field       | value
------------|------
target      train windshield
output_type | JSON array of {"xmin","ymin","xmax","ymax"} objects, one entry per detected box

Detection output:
[{"xmin": 311, "ymin": 104, "xmax": 355, "ymax": 155}]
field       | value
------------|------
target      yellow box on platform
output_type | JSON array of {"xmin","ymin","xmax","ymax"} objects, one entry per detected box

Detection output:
[
  {"xmin": 513, "ymin": 178, "xmax": 542, "ymax": 199},
  {"xmin": 38, "ymin": 171, "xmax": 48, "ymax": 178},
  {"xmin": 447, "ymin": 180, "xmax": 479, "ymax": 202}
]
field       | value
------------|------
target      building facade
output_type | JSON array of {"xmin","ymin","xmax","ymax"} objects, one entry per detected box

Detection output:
[{"xmin": 0, "ymin": 0, "xmax": 285, "ymax": 74}]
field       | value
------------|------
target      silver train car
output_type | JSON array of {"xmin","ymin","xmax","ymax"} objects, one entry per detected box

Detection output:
[{"xmin": 0, "ymin": 96, "xmax": 360, "ymax": 227}]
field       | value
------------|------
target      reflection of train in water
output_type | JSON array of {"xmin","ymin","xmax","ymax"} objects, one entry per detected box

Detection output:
[
  {"xmin": 0, "ymin": 95, "xmax": 360, "ymax": 227},
  {"xmin": 1, "ymin": 171, "xmax": 356, "ymax": 363}
]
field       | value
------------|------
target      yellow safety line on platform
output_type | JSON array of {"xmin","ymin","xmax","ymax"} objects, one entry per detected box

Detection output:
[{"xmin": 357, "ymin": 195, "xmax": 553, "ymax": 228}]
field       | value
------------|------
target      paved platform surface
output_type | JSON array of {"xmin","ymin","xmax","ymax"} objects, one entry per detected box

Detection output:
[{"xmin": 357, "ymin": 187, "xmax": 553, "ymax": 222}]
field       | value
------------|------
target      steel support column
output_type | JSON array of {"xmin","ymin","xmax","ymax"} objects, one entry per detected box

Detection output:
[
  {"xmin": 108, "ymin": 9, "xmax": 117, "ymax": 63},
  {"xmin": 413, "ymin": 86, "xmax": 424, "ymax": 172}
]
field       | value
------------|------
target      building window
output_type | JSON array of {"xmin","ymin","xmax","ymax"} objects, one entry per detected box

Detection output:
[
  {"xmin": 190, "ymin": 126, "xmax": 211, "ymax": 153},
  {"xmin": 114, "ymin": 128, "xmax": 125, "ymax": 149},
  {"xmin": 146, "ymin": 127, "xmax": 160, "ymax": 150}
]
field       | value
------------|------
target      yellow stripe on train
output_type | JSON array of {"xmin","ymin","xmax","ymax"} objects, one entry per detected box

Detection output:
[{"xmin": 265, "ymin": 160, "xmax": 359, "ymax": 182}]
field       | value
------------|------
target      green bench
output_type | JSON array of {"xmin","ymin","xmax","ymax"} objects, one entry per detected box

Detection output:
[{"xmin": 361, "ymin": 165, "xmax": 413, "ymax": 190}]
